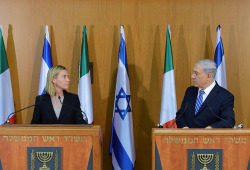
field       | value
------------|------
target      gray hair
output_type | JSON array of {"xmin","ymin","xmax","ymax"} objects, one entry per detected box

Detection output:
[{"xmin": 197, "ymin": 59, "xmax": 217, "ymax": 78}]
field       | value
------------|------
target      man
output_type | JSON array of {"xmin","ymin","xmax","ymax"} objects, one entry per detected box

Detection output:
[{"xmin": 176, "ymin": 59, "xmax": 235, "ymax": 128}]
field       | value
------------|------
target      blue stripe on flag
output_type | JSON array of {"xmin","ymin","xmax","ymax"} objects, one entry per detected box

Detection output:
[
  {"xmin": 42, "ymin": 88, "xmax": 46, "ymax": 95},
  {"xmin": 214, "ymin": 38, "xmax": 224, "ymax": 68},
  {"xmin": 119, "ymin": 35, "xmax": 129, "ymax": 76},
  {"xmin": 109, "ymin": 114, "xmax": 115, "ymax": 154},
  {"xmin": 42, "ymin": 39, "xmax": 53, "ymax": 68},
  {"xmin": 214, "ymin": 25, "xmax": 227, "ymax": 89},
  {"xmin": 38, "ymin": 26, "xmax": 53, "ymax": 95},
  {"xmin": 112, "ymin": 129, "xmax": 134, "ymax": 169}
]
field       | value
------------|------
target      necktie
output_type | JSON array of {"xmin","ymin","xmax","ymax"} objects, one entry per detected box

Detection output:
[{"xmin": 195, "ymin": 90, "xmax": 205, "ymax": 115}]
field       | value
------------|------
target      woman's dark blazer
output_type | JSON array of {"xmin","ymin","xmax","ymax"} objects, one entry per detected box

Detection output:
[{"xmin": 31, "ymin": 90, "xmax": 87, "ymax": 124}]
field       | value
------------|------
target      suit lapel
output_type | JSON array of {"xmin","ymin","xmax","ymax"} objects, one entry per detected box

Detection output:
[
  {"xmin": 44, "ymin": 94, "xmax": 58, "ymax": 121},
  {"xmin": 196, "ymin": 83, "xmax": 219, "ymax": 116},
  {"xmin": 190, "ymin": 87, "xmax": 199, "ymax": 118},
  {"xmin": 59, "ymin": 91, "xmax": 69, "ymax": 120}
]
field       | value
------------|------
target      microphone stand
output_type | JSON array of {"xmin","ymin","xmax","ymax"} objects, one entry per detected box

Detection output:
[
  {"xmin": 4, "ymin": 104, "xmax": 36, "ymax": 125},
  {"xmin": 169, "ymin": 103, "xmax": 188, "ymax": 128},
  {"xmin": 58, "ymin": 96, "xmax": 89, "ymax": 124}
]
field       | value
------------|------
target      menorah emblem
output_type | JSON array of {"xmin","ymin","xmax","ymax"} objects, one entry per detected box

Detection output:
[
  {"xmin": 197, "ymin": 154, "xmax": 214, "ymax": 170},
  {"xmin": 36, "ymin": 152, "xmax": 54, "ymax": 170}
]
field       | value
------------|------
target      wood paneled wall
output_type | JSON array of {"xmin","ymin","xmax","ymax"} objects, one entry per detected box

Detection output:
[{"xmin": 1, "ymin": 0, "xmax": 249, "ymax": 169}]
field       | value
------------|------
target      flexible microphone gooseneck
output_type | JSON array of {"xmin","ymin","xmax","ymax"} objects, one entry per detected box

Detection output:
[
  {"xmin": 58, "ymin": 96, "xmax": 88, "ymax": 124},
  {"xmin": 4, "ymin": 96, "xmax": 43, "ymax": 125},
  {"xmin": 207, "ymin": 104, "xmax": 234, "ymax": 128},
  {"xmin": 169, "ymin": 103, "xmax": 188, "ymax": 128}
]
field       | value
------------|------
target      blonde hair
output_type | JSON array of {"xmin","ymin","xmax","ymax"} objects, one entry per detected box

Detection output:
[{"xmin": 45, "ymin": 65, "xmax": 67, "ymax": 96}]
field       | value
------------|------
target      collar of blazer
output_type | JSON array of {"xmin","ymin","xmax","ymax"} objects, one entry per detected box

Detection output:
[
  {"xmin": 43, "ymin": 90, "xmax": 70, "ymax": 121},
  {"xmin": 43, "ymin": 90, "xmax": 69, "ymax": 101}
]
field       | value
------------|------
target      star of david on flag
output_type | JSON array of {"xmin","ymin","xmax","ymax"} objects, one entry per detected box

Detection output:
[
  {"xmin": 110, "ymin": 25, "xmax": 136, "ymax": 170},
  {"xmin": 115, "ymin": 87, "xmax": 131, "ymax": 120}
]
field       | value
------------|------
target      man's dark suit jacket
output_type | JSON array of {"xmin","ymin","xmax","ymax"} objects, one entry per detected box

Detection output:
[
  {"xmin": 31, "ymin": 91, "xmax": 87, "ymax": 124},
  {"xmin": 176, "ymin": 83, "xmax": 235, "ymax": 128}
]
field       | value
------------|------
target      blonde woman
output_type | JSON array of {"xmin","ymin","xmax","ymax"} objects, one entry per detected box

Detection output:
[{"xmin": 31, "ymin": 65, "xmax": 87, "ymax": 124}]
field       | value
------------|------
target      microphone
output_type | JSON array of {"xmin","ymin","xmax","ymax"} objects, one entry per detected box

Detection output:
[
  {"xmin": 58, "ymin": 96, "xmax": 88, "ymax": 124},
  {"xmin": 169, "ymin": 103, "xmax": 188, "ymax": 128},
  {"xmin": 207, "ymin": 104, "xmax": 234, "ymax": 128},
  {"xmin": 157, "ymin": 123, "xmax": 164, "ymax": 128},
  {"xmin": 234, "ymin": 124, "xmax": 243, "ymax": 129},
  {"xmin": 4, "ymin": 96, "xmax": 43, "ymax": 125}
]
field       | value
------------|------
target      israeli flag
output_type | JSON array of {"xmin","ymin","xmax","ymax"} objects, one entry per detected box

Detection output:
[
  {"xmin": 38, "ymin": 25, "xmax": 53, "ymax": 95},
  {"xmin": 109, "ymin": 25, "xmax": 136, "ymax": 170},
  {"xmin": 214, "ymin": 25, "xmax": 227, "ymax": 89}
]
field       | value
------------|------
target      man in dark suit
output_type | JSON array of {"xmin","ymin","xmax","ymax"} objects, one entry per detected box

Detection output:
[{"xmin": 176, "ymin": 59, "xmax": 235, "ymax": 128}]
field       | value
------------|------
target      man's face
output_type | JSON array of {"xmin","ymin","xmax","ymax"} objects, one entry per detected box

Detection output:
[{"xmin": 191, "ymin": 63, "xmax": 209, "ymax": 90}]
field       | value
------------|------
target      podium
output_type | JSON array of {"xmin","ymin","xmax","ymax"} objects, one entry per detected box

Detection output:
[
  {"xmin": 0, "ymin": 125, "xmax": 102, "ymax": 170},
  {"xmin": 152, "ymin": 129, "xmax": 250, "ymax": 170}
]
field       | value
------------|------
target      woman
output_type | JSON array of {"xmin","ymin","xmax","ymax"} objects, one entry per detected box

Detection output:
[{"xmin": 31, "ymin": 65, "xmax": 87, "ymax": 124}]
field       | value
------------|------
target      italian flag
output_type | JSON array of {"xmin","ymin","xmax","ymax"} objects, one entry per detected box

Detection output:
[
  {"xmin": 0, "ymin": 26, "xmax": 15, "ymax": 125},
  {"xmin": 160, "ymin": 25, "xmax": 177, "ymax": 128},
  {"xmin": 78, "ymin": 26, "xmax": 93, "ymax": 124}
]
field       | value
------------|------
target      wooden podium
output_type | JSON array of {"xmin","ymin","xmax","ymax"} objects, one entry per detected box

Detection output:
[
  {"xmin": 0, "ymin": 125, "xmax": 102, "ymax": 170},
  {"xmin": 152, "ymin": 128, "xmax": 250, "ymax": 170}
]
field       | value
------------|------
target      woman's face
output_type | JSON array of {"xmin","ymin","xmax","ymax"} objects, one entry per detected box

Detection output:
[{"xmin": 52, "ymin": 70, "xmax": 70, "ymax": 91}]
